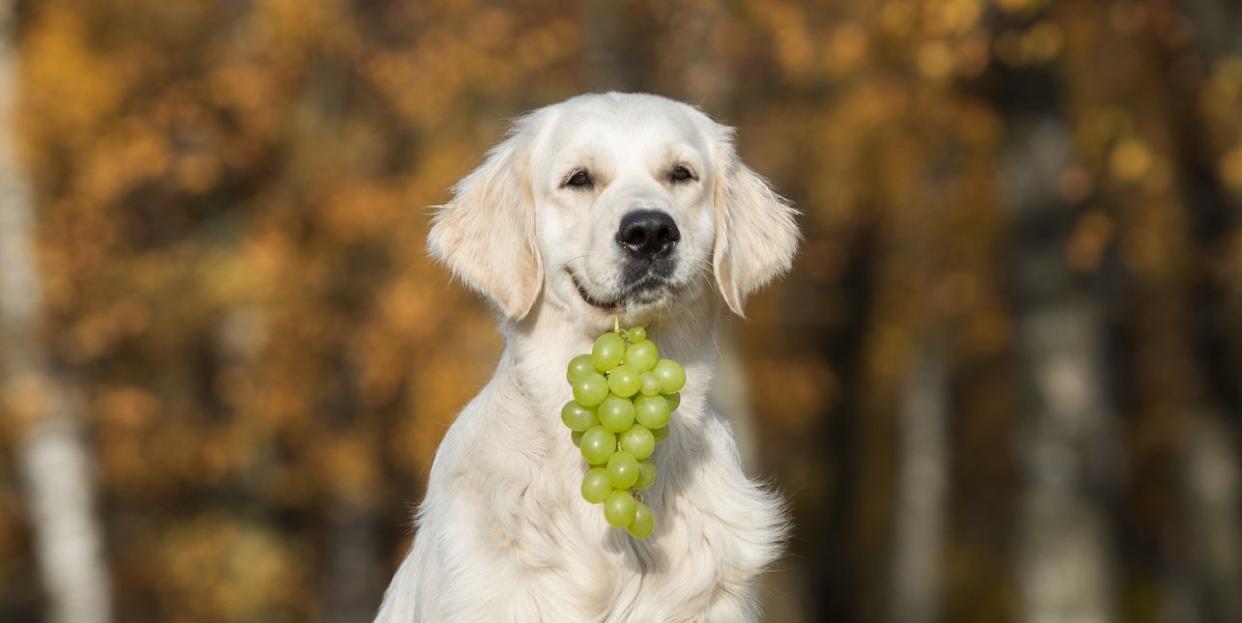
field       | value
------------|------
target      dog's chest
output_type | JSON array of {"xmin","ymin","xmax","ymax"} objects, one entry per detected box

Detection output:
[{"xmin": 491, "ymin": 431, "xmax": 781, "ymax": 621}]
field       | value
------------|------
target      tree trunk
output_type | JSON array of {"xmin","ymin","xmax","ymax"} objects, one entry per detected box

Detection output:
[
  {"xmin": 891, "ymin": 340, "xmax": 949, "ymax": 623},
  {"xmin": 323, "ymin": 499, "xmax": 382, "ymax": 623},
  {"xmin": 999, "ymin": 113, "xmax": 1117, "ymax": 623},
  {"xmin": 282, "ymin": 48, "xmax": 385, "ymax": 621},
  {"xmin": 0, "ymin": 2, "xmax": 112, "ymax": 622},
  {"xmin": 1012, "ymin": 296, "xmax": 1115, "ymax": 623},
  {"xmin": 578, "ymin": 0, "xmax": 640, "ymax": 93},
  {"xmin": 1182, "ymin": 413, "xmax": 1242, "ymax": 622},
  {"xmin": 1168, "ymin": 3, "xmax": 1242, "ymax": 619},
  {"xmin": 1179, "ymin": 0, "xmax": 1242, "ymax": 61}
]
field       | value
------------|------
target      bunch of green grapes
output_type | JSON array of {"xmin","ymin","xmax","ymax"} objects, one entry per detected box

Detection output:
[{"xmin": 561, "ymin": 324, "xmax": 685, "ymax": 539}]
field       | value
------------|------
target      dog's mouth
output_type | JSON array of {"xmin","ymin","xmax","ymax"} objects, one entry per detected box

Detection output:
[
  {"xmin": 572, "ymin": 272, "xmax": 620, "ymax": 310},
  {"xmin": 569, "ymin": 270, "xmax": 675, "ymax": 311}
]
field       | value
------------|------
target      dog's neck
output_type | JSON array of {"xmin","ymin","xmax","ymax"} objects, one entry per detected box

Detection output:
[{"xmin": 498, "ymin": 294, "xmax": 724, "ymax": 430}]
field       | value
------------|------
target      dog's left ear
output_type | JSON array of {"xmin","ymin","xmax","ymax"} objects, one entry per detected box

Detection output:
[
  {"xmin": 711, "ymin": 126, "xmax": 800, "ymax": 317},
  {"xmin": 427, "ymin": 114, "xmax": 544, "ymax": 320}
]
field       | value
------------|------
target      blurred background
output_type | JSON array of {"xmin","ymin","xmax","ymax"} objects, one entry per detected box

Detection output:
[{"xmin": 0, "ymin": 0, "xmax": 1240, "ymax": 622}]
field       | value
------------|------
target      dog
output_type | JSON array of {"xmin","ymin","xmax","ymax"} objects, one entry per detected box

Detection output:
[{"xmin": 375, "ymin": 92, "xmax": 799, "ymax": 622}]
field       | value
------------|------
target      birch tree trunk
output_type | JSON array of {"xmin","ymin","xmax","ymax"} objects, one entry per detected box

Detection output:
[
  {"xmin": 891, "ymin": 341, "xmax": 948, "ymax": 623},
  {"xmin": 1183, "ymin": 414, "xmax": 1242, "ymax": 622},
  {"xmin": 0, "ymin": 2, "xmax": 112, "ymax": 622},
  {"xmin": 1001, "ymin": 116, "xmax": 1116, "ymax": 623}
]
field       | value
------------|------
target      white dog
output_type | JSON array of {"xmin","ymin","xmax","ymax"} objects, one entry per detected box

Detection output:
[{"xmin": 375, "ymin": 93, "xmax": 799, "ymax": 622}]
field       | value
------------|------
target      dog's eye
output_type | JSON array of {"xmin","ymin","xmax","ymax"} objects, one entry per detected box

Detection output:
[
  {"xmin": 669, "ymin": 165, "xmax": 695, "ymax": 183},
  {"xmin": 564, "ymin": 170, "xmax": 594, "ymax": 189}
]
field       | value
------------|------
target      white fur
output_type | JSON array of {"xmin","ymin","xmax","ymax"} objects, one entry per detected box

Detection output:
[{"xmin": 376, "ymin": 93, "xmax": 799, "ymax": 622}]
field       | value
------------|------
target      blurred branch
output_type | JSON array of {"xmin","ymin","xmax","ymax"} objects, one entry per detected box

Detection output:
[{"xmin": 0, "ymin": 1, "xmax": 111, "ymax": 621}]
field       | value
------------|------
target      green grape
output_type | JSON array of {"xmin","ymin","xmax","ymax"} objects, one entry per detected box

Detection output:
[
  {"xmin": 592, "ymin": 333, "xmax": 626, "ymax": 372},
  {"xmin": 606, "ymin": 451, "xmax": 640, "ymax": 489},
  {"xmin": 652, "ymin": 359, "xmax": 686, "ymax": 393},
  {"xmin": 635, "ymin": 459, "xmax": 656, "ymax": 489},
  {"xmin": 580, "ymin": 467, "xmax": 612, "ymax": 504},
  {"xmin": 604, "ymin": 490, "xmax": 637, "ymax": 528},
  {"xmin": 566, "ymin": 354, "xmax": 596, "ymax": 384},
  {"xmin": 634, "ymin": 394, "xmax": 670, "ymax": 429},
  {"xmin": 573, "ymin": 373, "xmax": 609, "ymax": 407},
  {"xmin": 664, "ymin": 392, "xmax": 681, "ymax": 411},
  {"xmin": 598, "ymin": 395, "xmax": 636, "ymax": 433},
  {"xmin": 640, "ymin": 372, "xmax": 661, "ymax": 396},
  {"xmin": 566, "ymin": 323, "xmax": 685, "ymax": 534},
  {"xmin": 608, "ymin": 365, "xmax": 642, "ymax": 398},
  {"xmin": 619, "ymin": 425, "xmax": 656, "ymax": 460},
  {"xmin": 627, "ymin": 502, "xmax": 654, "ymax": 539},
  {"xmin": 561, "ymin": 401, "xmax": 597, "ymax": 432},
  {"xmin": 579, "ymin": 426, "xmax": 616, "ymax": 465},
  {"xmin": 624, "ymin": 340, "xmax": 659, "ymax": 372}
]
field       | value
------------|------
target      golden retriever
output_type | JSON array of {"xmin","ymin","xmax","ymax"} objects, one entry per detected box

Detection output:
[{"xmin": 376, "ymin": 92, "xmax": 799, "ymax": 622}]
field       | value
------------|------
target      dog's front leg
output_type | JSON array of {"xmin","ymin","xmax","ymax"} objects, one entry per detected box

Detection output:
[{"xmin": 693, "ymin": 586, "xmax": 760, "ymax": 623}]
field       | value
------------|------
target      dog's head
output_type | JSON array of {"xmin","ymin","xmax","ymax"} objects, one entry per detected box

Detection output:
[{"xmin": 428, "ymin": 93, "xmax": 798, "ymax": 324}]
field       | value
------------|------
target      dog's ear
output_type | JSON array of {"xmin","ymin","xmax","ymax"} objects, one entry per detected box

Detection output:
[
  {"xmin": 711, "ymin": 125, "xmax": 800, "ymax": 317},
  {"xmin": 428, "ymin": 114, "xmax": 544, "ymax": 320}
]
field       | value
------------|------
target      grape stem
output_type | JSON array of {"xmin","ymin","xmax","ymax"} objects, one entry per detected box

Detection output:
[{"xmin": 613, "ymin": 315, "xmax": 620, "ymax": 335}]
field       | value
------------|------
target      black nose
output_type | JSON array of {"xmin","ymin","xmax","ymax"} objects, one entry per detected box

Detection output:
[{"xmin": 617, "ymin": 210, "xmax": 680, "ymax": 260}]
